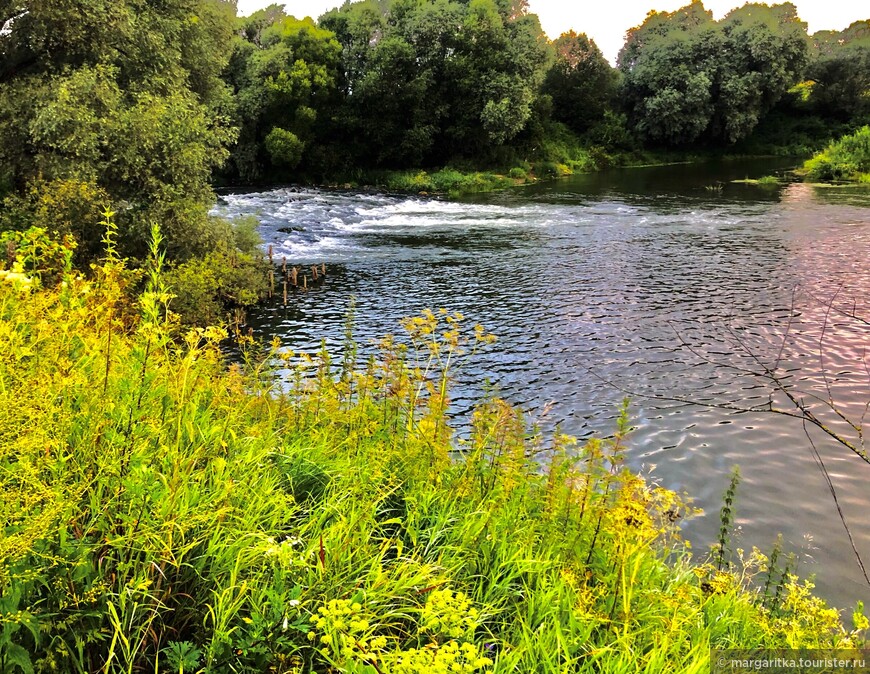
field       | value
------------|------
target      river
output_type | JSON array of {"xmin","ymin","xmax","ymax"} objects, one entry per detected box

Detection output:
[{"xmin": 214, "ymin": 158, "xmax": 870, "ymax": 610}]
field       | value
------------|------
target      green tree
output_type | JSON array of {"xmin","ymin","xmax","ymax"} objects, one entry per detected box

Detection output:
[
  {"xmin": 618, "ymin": 1, "xmax": 809, "ymax": 146},
  {"xmin": 0, "ymin": 0, "xmax": 239, "ymax": 261},
  {"xmin": 807, "ymin": 21, "xmax": 870, "ymax": 122},
  {"xmin": 712, "ymin": 3, "xmax": 810, "ymax": 142},
  {"xmin": 321, "ymin": 0, "xmax": 550, "ymax": 167},
  {"xmin": 618, "ymin": 0, "xmax": 714, "ymax": 72},
  {"xmin": 543, "ymin": 31, "xmax": 618, "ymax": 135},
  {"xmin": 447, "ymin": 0, "xmax": 550, "ymax": 154},
  {"xmin": 226, "ymin": 10, "xmax": 341, "ymax": 181}
]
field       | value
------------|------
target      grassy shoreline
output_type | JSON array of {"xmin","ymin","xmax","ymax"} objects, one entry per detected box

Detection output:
[
  {"xmin": 801, "ymin": 126, "xmax": 870, "ymax": 184},
  {"xmin": 1, "ymin": 235, "xmax": 866, "ymax": 673},
  {"xmin": 225, "ymin": 150, "xmax": 813, "ymax": 200}
]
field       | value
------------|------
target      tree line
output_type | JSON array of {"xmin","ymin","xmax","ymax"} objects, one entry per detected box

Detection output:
[{"xmin": 224, "ymin": 0, "xmax": 869, "ymax": 181}]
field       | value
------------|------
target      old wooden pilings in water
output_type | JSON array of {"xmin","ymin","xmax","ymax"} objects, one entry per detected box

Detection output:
[{"xmin": 273, "ymin": 258, "xmax": 328, "ymax": 305}]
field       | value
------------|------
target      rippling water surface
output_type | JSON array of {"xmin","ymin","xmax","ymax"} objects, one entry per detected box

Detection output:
[{"xmin": 215, "ymin": 159, "xmax": 870, "ymax": 609}]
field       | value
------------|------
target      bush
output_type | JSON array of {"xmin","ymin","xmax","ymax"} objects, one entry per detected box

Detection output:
[
  {"xmin": 164, "ymin": 238, "xmax": 268, "ymax": 327},
  {"xmin": 385, "ymin": 171, "xmax": 435, "ymax": 193},
  {"xmin": 804, "ymin": 125, "xmax": 870, "ymax": 182},
  {"xmin": 0, "ymin": 178, "xmax": 110, "ymax": 264},
  {"xmin": 382, "ymin": 169, "xmax": 514, "ymax": 196},
  {"xmin": 265, "ymin": 127, "xmax": 306, "ymax": 169},
  {"xmin": 585, "ymin": 110, "xmax": 638, "ymax": 151},
  {"xmin": 533, "ymin": 161, "xmax": 573, "ymax": 179}
]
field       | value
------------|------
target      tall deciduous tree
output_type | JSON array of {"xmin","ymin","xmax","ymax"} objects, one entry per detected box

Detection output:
[
  {"xmin": 225, "ymin": 10, "xmax": 341, "ymax": 181},
  {"xmin": 618, "ymin": 1, "xmax": 809, "ymax": 146},
  {"xmin": 807, "ymin": 20, "xmax": 870, "ymax": 122},
  {"xmin": 320, "ymin": 0, "xmax": 550, "ymax": 168},
  {"xmin": 0, "ymin": 0, "xmax": 239, "ymax": 260},
  {"xmin": 543, "ymin": 31, "xmax": 618, "ymax": 135}
]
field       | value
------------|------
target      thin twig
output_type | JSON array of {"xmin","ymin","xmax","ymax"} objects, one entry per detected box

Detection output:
[{"xmin": 802, "ymin": 418, "xmax": 870, "ymax": 586}]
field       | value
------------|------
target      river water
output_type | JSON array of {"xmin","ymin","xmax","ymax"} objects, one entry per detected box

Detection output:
[{"xmin": 214, "ymin": 159, "xmax": 870, "ymax": 610}]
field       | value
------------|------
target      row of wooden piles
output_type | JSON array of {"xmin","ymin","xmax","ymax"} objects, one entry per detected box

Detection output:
[{"xmin": 267, "ymin": 245, "xmax": 327, "ymax": 305}]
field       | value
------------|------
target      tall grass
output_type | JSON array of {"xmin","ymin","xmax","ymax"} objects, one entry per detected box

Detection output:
[
  {"xmin": 0, "ymin": 228, "xmax": 865, "ymax": 673},
  {"xmin": 804, "ymin": 125, "xmax": 870, "ymax": 183}
]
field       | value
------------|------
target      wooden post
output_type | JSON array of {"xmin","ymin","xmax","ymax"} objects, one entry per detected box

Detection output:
[
  {"xmin": 290, "ymin": 266, "xmax": 298, "ymax": 287},
  {"xmin": 311, "ymin": 265, "xmax": 318, "ymax": 281},
  {"xmin": 283, "ymin": 280, "xmax": 288, "ymax": 305},
  {"xmin": 321, "ymin": 262, "xmax": 326, "ymax": 276},
  {"xmin": 269, "ymin": 269, "xmax": 274, "ymax": 298},
  {"xmin": 282, "ymin": 257, "xmax": 287, "ymax": 278},
  {"xmin": 303, "ymin": 275, "xmax": 308, "ymax": 290},
  {"xmin": 268, "ymin": 245, "xmax": 273, "ymax": 265}
]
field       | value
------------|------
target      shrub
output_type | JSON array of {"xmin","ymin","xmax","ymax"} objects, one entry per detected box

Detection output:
[
  {"xmin": 164, "ymin": 241, "xmax": 268, "ymax": 327},
  {"xmin": 804, "ymin": 125, "xmax": 870, "ymax": 182},
  {"xmin": 0, "ymin": 178, "xmax": 110, "ymax": 264},
  {"xmin": 265, "ymin": 127, "xmax": 306, "ymax": 168},
  {"xmin": 534, "ymin": 161, "xmax": 573, "ymax": 179},
  {"xmin": 385, "ymin": 171, "xmax": 435, "ymax": 193}
]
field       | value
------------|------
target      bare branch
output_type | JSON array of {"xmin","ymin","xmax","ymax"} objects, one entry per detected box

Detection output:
[
  {"xmin": 592, "ymin": 282, "xmax": 870, "ymax": 584},
  {"xmin": 802, "ymin": 418, "xmax": 870, "ymax": 586},
  {"xmin": 773, "ymin": 285, "xmax": 799, "ymax": 371}
]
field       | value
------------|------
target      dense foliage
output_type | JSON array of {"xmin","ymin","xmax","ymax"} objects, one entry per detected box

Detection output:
[
  {"xmin": 224, "ymin": 9, "xmax": 341, "ymax": 182},
  {"xmin": 807, "ymin": 21, "xmax": 870, "ymax": 122},
  {"xmin": 1, "ymin": 238, "xmax": 866, "ymax": 673},
  {"xmin": 804, "ymin": 125, "xmax": 870, "ymax": 182},
  {"xmin": 542, "ymin": 31, "xmax": 618, "ymax": 135},
  {"xmin": 220, "ymin": 0, "xmax": 869, "ymax": 186},
  {"xmin": 0, "ymin": 0, "xmax": 267, "ymax": 324},
  {"xmin": 0, "ymin": 0, "xmax": 236, "ymax": 257},
  {"xmin": 618, "ymin": 2, "xmax": 810, "ymax": 145}
]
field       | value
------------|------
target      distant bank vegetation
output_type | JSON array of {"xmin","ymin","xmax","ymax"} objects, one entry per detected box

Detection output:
[{"xmin": 804, "ymin": 125, "xmax": 870, "ymax": 183}]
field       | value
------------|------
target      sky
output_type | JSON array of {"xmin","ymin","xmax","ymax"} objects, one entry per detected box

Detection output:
[{"xmin": 236, "ymin": 0, "xmax": 868, "ymax": 63}]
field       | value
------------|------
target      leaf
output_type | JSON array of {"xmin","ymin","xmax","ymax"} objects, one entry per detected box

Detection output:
[{"xmin": 2, "ymin": 642, "xmax": 34, "ymax": 674}]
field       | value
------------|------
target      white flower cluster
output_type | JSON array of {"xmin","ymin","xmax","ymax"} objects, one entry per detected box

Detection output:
[{"xmin": 0, "ymin": 264, "xmax": 34, "ymax": 292}]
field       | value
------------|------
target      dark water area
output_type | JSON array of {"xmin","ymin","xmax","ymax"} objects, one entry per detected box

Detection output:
[{"xmin": 213, "ymin": 158, "xmax": 870, "ymax": 611}]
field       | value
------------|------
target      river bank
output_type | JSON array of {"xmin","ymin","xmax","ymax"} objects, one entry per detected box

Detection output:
[
  {"xmin": 0, "ymin": 242, "xmax": 865, "ymax": 672},
  {"xmin": 248, "ymin": 150, "xmax": 808, "ymax": 198}
]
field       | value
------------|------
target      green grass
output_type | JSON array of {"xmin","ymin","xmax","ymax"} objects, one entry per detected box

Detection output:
[
  {"xmin": 803, "ymin": 125, "xmax": 870, "ymax": 183},
  {"xmin": 731, "ymin": 175, "xmax": 782, "ymax": 188},
  {"xmin": 323, "ymin": 167, "xmax": 525, "ymax": 197},
  {"xmin": 382, "ymin": 168, "xmax": 518, "ymax": 197},
  {"xmin": 0, "ymin": 227, "xmax": 866, "ymax": 673}
]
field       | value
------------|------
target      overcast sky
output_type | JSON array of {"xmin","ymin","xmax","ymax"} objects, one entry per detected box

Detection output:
[{"xmin": 236, "ymin": 0, "xmax": 869, "ymax": 63}]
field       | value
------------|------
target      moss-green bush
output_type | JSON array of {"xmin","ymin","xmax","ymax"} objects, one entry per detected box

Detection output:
[
  {"xmin": 0, "ymin": 178, "xmax": 110, "ymax": 265},
  {"xmin": 804, "ymin": 125, "xmax": 870, "ymax": 182},
  {"xmin": 164, "ymin": 223, "xmax": 268, "ymax": 328},
  {"xmin": 383, "ymin": 169, "xmax": 514, "ymax": 196}
]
